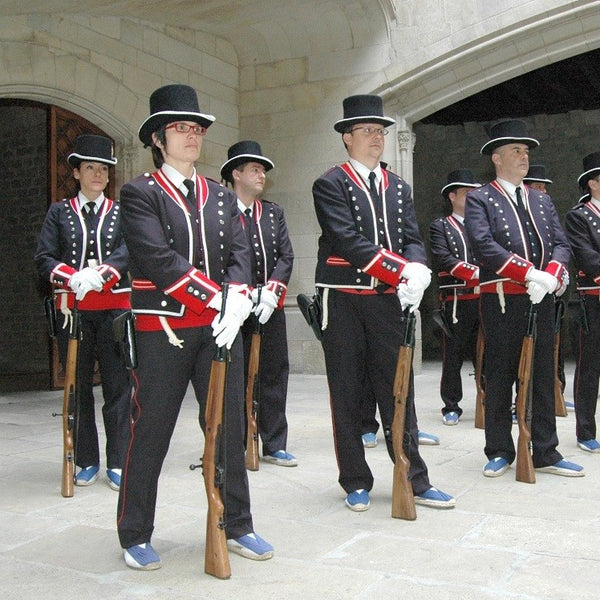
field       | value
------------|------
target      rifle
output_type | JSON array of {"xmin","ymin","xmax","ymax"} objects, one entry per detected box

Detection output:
[
  {"xmin": 515, "ymin": 303, "xmax": 537, "ymax": 484},
  {"xmin": 53, "ymin": 306, "xmax": 80, "ymax": 498},
  {"xmin": 553, "ymin": 299, "xmax": 567, "ymax": 417},
  {"xmin": 391, "ymin": 310, "xmax": 417, "ymax": 521},
  {"xmin": 245, "ymin": 312, "xmax": 261, "ymax": 471},
  {"xmin": 202, "ymin": 285, "xmax": 231, "ymax": 579},
  {"xmin": 474, "ymin": 325, "xmax": 485, "ymax": 430}
]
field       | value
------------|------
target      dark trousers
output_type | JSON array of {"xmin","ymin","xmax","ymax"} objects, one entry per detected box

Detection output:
[
  {"xmin": 117, "ymin": 327, "xmax": 253, "ymax": 548},
  {"xmin": 573, "ymin": 297, "xmax": 600, "ymax": 441},
  {"xmin": 360, "ymin": 372, "xmax": 379, "ymax": 435},
  {"xmin": 241, "ymin": 309, "xmax": 290, "ymax": 455},
  {"xmin": 480, "ymin": 293, "xmax": 561, "ymax": 467},
  {"xmin": 321, "ymin": 290, "xmax": 430, "ymax": 495},
  {"xmin": 56, "ymin": 309, "xmax": 131, "ymax": 469},
  {"xmin": 440, "ymin": 298, "xmax": 479, "ymax": 416}
]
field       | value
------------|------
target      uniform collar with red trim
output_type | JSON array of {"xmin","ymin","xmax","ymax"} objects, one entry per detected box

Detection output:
[{"xmin": 340, "ymin": 161, "xmax": 389, "ymax": 195}]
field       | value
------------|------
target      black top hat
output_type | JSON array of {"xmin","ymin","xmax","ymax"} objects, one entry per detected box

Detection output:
[
  {"xmin": 138, "ymin": 84, "xmax": 215, "ymax": 146},
  {"xmin": 577, "ymin": 152, "xmax": 600, "ymax": 188},
  {"xmin": 67, "ymin": 134, "xmax": 117, "ymax": 167},
  {"xmin": 440, "ymin": 169, "xmax": 481, "ymax": 198},
  {"xmin": 220, "ymin": 140, "xmax": 274, "ymax": 183},
  {"xmin": 480, "ymin": 119, "xmax": 539, "ymax": 155},
  {"xmin": 333, "ymin": 95, "xmax": 395, "ymax": 133},
  {"xmin": 523, "ymin": 164, "xmax": 552, "ymax": 184}
]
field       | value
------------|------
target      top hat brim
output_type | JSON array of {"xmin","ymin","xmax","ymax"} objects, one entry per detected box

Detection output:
[
  {"xmin": 578, "ymin": 167, "xmax": 600, "ymax": 188},
  {"xmin": 480, "ymin": 136, "xmax": 539, "ymax": 155},
  {"xmin": 220, "ymin": 154, "xmax": 274, "ymax": 181},
  {"xmin": 441, "ymin": 181, "xmax": 481, "ymax": 197},
  {"xmin": 523, "ymin": 176, "xmax": 553, "ymax": 184},
  {"xmin": 333, "ymin": 115, "xmax": 395, "ymax": 134},
  {"xmin": 67, "ymin": 152, "xmax": 117, "ymax": 167},
  {"xmin": 138, "ymin": 110, "xmax": 215, "ymax": 146}
]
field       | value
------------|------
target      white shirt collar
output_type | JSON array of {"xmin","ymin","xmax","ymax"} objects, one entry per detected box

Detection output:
[
  {"xmin": 78, "ymin": 192, "xmax": 104, "ymax": 210},
  {"xmin": 161, "ymin": 163, "xmax": 196, "ymax": 195},
  {"xmin": 496, "ymin": 177, "xmax": 525, "ymax": 205},
  {"xmin": 349, "ymin": 158, "xmax": 382, "ymax": 185},
  {"xmin": 451, "ymin": 212, "xmax": 464, "ymax": 224},
  {"xmin": 238, "ymin": 198, "xmax": 253, "ymax": 215}
]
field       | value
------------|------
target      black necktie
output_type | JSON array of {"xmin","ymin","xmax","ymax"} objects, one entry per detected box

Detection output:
[
  {"xmin": 515, "ymin": 186, "xmax": 525, "ymax": 213},
  {"xmin": 183, "ymin": 178, "xmax": 196, "ymax": 210},
  {"xmin": 368, "ymin": 171, "xmax": 380, "ymax": 204},
  {"xmin": 244, "ymin": 208, "xmax": 253, "ymax": 242},
  {"xmin": 83, "ymin": 201, "xmax": 97, "ymax": 226}
]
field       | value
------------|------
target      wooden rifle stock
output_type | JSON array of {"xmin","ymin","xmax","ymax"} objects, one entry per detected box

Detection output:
[
  {"xmin": 474, "ymin": 326, "xmax": 485, "ymax": 430},
  {"xmin": 515, "ymin": 303, "xmax": 537, "ymax": 484},
  {"xmin": 553, "ymin": 299, "xmax": 567, "ymax": 417},
  {"xmin": 245, "ymin": 315, "xmax": 261, "ymax": 471},
  {"xmin": 203, "ymin": 286, "xmax": 231, "ymax": 579},
  {"xmin": 61, "ymin": 308, "xmax": 80, "ymax": 498},
  {"xmin": 391, "ymin": 311, "xmax": 417, "ymax": 520}
]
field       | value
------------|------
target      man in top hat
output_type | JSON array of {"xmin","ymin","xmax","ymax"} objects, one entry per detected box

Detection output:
[
  {"xmin": 429, "ymin": 169, "xmax": 481, "ymax": 426},
  {"xmin": 465, "ymin": 119, "xmax": 582, "ymax": 478},
  {"xmin": 116, "ymin": 84, "xmax": 273, "ymax": 571},
  {"xmin": 35, "ymin": 134, "xmax": 131, "ymax": 491},
  {"xmin": 564, "ymin": 151, "xmax": 600, "ymax": 454},
  {"xmin": 312, "ymin": 94, "xmax": 455, "ymax": 512},
  {"xmin": 220, "ymin": 141, "xmax": 296, "ymax": 467},
  {"xmin": 524, "ymin": 164, "xmax": 553, "ymax": 194}
]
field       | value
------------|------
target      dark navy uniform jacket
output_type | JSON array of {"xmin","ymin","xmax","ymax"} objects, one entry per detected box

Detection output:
[
  {"xmin": 465, "ymin": 180, "xmax": 569, "ymax": 289},
  {"xmin": 35, "ymin": 196, "xmax": 130, "ymax": 311},
  {"xmin": 429, "ymin": 215, "xmax": 479, "ymax": 292},
  {"xmin": 242, "ymin": 199, "xmax": 294, "ymax": 307},
  {"xmin": 120, "ymin": 169, "xmax": 251, "ymax": 328},
  {"xmin": 565, "ymin": 199, "xmax": 600, "ymax": 290},
  {"xmin": 313, "ymin": 162, "xmax": 426, "ymax": 289}
]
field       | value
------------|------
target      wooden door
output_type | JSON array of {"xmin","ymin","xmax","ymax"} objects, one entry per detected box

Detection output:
[{"xmin": 49, "ymin": 106, "xmax": 115, "ymax": 388}]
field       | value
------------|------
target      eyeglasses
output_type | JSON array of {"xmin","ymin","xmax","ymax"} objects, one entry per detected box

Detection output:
[
  {"xmin": 165, "ymin": 122, "xmax": 207, "ymax": 136},
  {"xmin": 349, "ymin": 126, "xmax": 388, "ymax": 137}
]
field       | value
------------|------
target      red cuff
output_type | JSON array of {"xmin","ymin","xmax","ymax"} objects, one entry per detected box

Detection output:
[
  {"xmin": 497, "ymin": 254, "xmax": 533, "ymax": 283},
  {"xmin": 450, "ymin": 261, "xmax": 478, "ymax": 282},
  {"xmin": 165, "ymin": 268, "xmax": 220, "ymax": 316},
  {"xmin": 265, "ymin": 280, "xmax": 288, "ymax": 308},
  {"xmin": 50, "ymin": 263, "xmax": 77, "ymax": 289},
  {"xmin": 363, "ymin": 249, "xmax": 407, "ymax": 287},
  {"xmin": 545, "ymin": 261, "xmax": 568, "ymax": 292}
]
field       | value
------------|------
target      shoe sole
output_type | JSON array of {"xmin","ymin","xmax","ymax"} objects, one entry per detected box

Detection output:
[
  {"xmin": 577, "ymin": 443, "xmax": 600, "ymax": 453},
  {"xmin": 75, "ymin": 474, "xmax": 99, "ymax": 486},
  {"xmin": 418, "ymin": 438, "xmax": 440, "ymax": 446},
  {"xmin": 227, "ymin": 541, "xmax": 274, "ymax": 561},
  {"xmin": 414, "ymin": 497, "xmax": 456, "ymax": 509},
  {"xmin": 345, "ymin": 500, "xmax": 370, "ymax": 512},
  {"xmin": 261, "ymin": 457, "xmax": 298, "ymax": 467},
  {"xmin": 483, "ymin": 465, "xmax": 509, "ymax": 478},
  {"xmin": 442, "ymin": 420, "xmax": 459, "ymax": 426},
  {"xmin": 124, "ymin": 551, "xmax": 162, "ymax": 570},
  {"xmin": 536, "ymin": 466, "xmax": 585, "ymax": 477},
  {"xmin": 363, "ymin": 442, "xmax": 377, "ymax": 448},
  {"xmin": 107, "ymin": 479, "xmax": 120, "ymax": 491}
]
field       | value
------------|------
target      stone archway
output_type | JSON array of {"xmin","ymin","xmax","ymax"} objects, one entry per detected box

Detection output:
[{"xmin": 0, "ymin": 99, "xmax": 115, "ymax": 391}]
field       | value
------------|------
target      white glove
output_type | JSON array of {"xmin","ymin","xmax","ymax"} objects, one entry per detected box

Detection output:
[
  {"xmin": 556, "ymin": 271, "xmax": 569, "ymax": 297},
  {"xmin": 69, "ymin": 267, "xmax": 104, "ymax": 300},
  {"xmin": 473, "ymin": 267, "xmax": 480, "ymax": 281},
  {"xmin": 253, "ymin": 288, "xmax": 278, "ymax": 324},
  {"xmin": 397, "ymin": 281, "xmax": 425, "ymax": 313},
  {"xmin": 210, "ymin": 289, "xmax": 253, "ymax": 349},
  {"xmin": 400, "ymin": 262, "xmax": 432, "ymax": 289},
  {"xmin": 525, "ymin": 268, "xmax": 558, "ymax": 304}
]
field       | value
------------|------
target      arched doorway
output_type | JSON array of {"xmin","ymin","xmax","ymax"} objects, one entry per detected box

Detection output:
[{"xmin": 0, "ymin": 100, "xmax": 115, "ymax": 391}]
